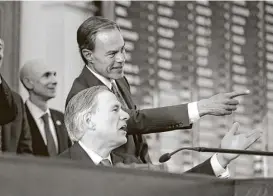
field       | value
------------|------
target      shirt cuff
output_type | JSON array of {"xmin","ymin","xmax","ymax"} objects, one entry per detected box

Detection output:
[
  {"xmin": 188, "ymin": 102, "xmax": 200, "ymax": 123},
  {"xmin": 210, "ymin": 153, "xmax": 230, "ymax": 178}
]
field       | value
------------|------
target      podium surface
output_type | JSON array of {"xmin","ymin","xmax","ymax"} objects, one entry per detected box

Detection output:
[{"xmin": 0, "ymin": 154, "xmax": 272, "ymax": 196}]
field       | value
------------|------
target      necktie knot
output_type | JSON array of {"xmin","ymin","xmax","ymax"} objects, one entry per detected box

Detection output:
[
  {"xmin": 110, "ymin": 79, "xmax": 117, "ymax": 92},
  {"xmin": 41, "ymin": 113, "xmax": 49, "ymax": 123},
  {"xmin": 99, "ymin": 159, "xmax": 112, "ymax": 167}
]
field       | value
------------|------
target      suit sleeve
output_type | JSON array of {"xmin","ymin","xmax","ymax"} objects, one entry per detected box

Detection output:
[
  {"xmin": 65, "ymin": 80, "xmax": 88, "ymax": 108},
  {"xmin": 0, "ymin": 76, "xmax": 17, "ymax": 125},
  {"xmin": 184, "ymin": 158, "xmax": 215, "ymax": 176},
  {"xmin": 17, "ymin": 95, "xmax": 33, "ymax": 154},
  {"xmin": 126, "ymin": 104, "xmax": 192, "ymax": 135},
  {"xmin": 122, "ymin": 77, "xmax": 192, "ymax": 135}
]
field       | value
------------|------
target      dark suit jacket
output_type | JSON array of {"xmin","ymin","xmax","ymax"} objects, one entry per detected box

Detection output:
[
  {"xmin": 66, "ymin": 67, "xmax": 192, "ymax": 164},
  {"xmin": 25, "ymin": 105, "xmax": 71, "ymax": 157},
  {"xmin": 0, "ymin": 76, "xmax": 17, "ymax": 125},
  {"xmin": 59, "ymin": 142, "xmax": 215, "ymax": 176},
  {"xmin": 1, "ymin": 92, "xmax": 32, "ymax": 154},
  {"xmin": 66, "ymin": 67, "xmax": 192, "ymax": 134}
]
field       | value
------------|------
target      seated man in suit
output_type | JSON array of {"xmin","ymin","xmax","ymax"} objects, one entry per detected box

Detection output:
[
  {"xmin": 20, "ymin": 59, "xmax": 71, "ymax": 157},
  {"xmin": 60, "ymin": 86, "xmax": 260, "ymax": 177},
  {"xmin": 0, "ymin": 38, "xmax": 32, "ymax": 154},
  {"xmin": 0, "ymin": 38, "xmax": 17, "ymax": 125},
  {"xmin": 67, "ymin": 16, "xmax": 250, "ymax": 164}
]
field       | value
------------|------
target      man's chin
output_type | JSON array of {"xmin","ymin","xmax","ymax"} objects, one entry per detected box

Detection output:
[
  {"xmin": 119, "ymin": 137, "xmax": 127, "ymax": 145},
  {"xmin": 112, "ymin": 73, "xmax": 124, "ymax": 80},
  {"xmin": 44, "ymin": 94, "xmax": 56, "ymax": 100}
]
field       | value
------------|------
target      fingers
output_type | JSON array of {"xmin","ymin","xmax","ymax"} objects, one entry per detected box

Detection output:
[
  {"xmin": 246, "ymin": 129, "xmax": 262, "ymax": 139},
  {"xmin": 225, "ymin": 90, "xmax": 250, "ymax": 99},
  {"xmin": 223, "ymin": 99, "xmax": 239, "ymax": 105},
  {"xmin": 246, "ymin": 131, "xmax": 262, "ymax": 148},
  {"xmin": 227, "ymin": 122, "xmax": 240, "ymax": 135},
  {"xmin": 224, "ymin": 105, "xmax": 237, "ymax": 111}
]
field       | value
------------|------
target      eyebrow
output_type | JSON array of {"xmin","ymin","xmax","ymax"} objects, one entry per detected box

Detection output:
[
  {"xmin": 42, "ymin": 71, "xmax": 56, "ymax": 77},
  {"xmin": 112, "ymin": 103, "xmax": 119, "ymax": 108},
  {"xmin": 112, "ymin": 103, "xmax": 121, "ymax": 109},
  {"xmin": 106, "ymin": 42, "xmax": 125, "ymax": 55}
]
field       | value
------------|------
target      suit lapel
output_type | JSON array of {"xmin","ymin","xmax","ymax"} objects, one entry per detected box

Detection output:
[
  {"xmin": 82, "ymin": 66, "xmax": 134, "ymax": 109},
  {"xmin": 82, "ymin": 66, "xmax": 105, "ymax": 87},
  {"xmin": 115, "ymin": 78, "xmax": 134, "ymax": 109},
  {"xmin": 25, "ymin": 104, "xmax": 47, "ymax": 148},
  {"xmin": 68, "ymin": 142, "xmax": 94, "ymax": 163}
]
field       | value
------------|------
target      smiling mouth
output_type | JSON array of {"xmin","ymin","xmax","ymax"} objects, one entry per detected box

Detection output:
[{"xmin": 112, "ymin": 66, "xmax": 123, "ymax": 70}]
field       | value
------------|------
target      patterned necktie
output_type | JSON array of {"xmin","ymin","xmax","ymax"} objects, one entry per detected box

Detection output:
[
  {"xmin": 111, "ymin": 80, "xmax": 128, "ymax": 109},
  {"xmin": 99, "ymin": 159, "xmax": 112, "ymax": 167},
  {"xmin": 41, "ymin": 113, "xmax": 57, "ymax": 156}
]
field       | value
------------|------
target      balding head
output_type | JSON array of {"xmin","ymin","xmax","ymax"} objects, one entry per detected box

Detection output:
[
  {"xmin": 20, "ymin": 59, "xmax": 49, "ymax": 81},
  {"xmin": 20, "ymin": 59, "xmax": 57, "ymax": 100}
]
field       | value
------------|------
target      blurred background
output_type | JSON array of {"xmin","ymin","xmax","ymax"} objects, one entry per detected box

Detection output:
[{"xmin": 1, "ymin": 0, "xmax": 273, "ymax": 178}]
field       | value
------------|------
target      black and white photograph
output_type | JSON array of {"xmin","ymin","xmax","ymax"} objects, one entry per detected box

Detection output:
[{"xmin": 0, "ymin": 0, "xmax": 272, "ymax": 195}]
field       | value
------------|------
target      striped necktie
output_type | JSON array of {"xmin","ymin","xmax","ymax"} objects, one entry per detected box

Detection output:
[{"xmin": 111, "ymin": 80, "xmax": 128, "ymax": 109}]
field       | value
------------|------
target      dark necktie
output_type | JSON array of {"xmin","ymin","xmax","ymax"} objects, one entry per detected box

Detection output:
[
  {"xmin": 41, "ymin": 113, "xmax": 57, "ymax": 156},
  {"xmin": 111, "ymin": 80, "xmax": 128, "ymax": 109},
  {"xmin": 99, "ymin": 159, "xmax": 112, "ymax": 167}
]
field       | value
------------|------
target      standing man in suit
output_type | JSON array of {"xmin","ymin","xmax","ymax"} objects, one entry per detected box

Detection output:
[
  {"xmin": 0, "ymin": 38, "xmax": 32, "ymax": 154},
  {"xmin": 66, "ymin": 16, "xmax": 249, "ymax": 164},
  {"xmin": 0, "ymin": 38, "xmax": 17, "ymax": 125},
  {"xmin": 20, "ymin": 59, "xmax": 71, "ymax": 157},
  {"xmin": 61, "ymin": 86, "xmax": 260, "ymax": 177}
]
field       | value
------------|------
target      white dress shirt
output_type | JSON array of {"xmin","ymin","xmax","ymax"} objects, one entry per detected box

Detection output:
[
  {"xmin": 26, "ymin": 99, "xmax": 59, "ymax": 152},
  {"xmin": 79, "ymin": 141, "xmax": 112, "ymax": 165},
  {"xmin": 86, "ymin": 66, "xmax": 230, "ymax": 178}
]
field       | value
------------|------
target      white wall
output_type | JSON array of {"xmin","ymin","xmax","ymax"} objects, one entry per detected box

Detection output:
[{"xmin": 19, "ymin": 1, "xmax": 94, "ymax": 112}]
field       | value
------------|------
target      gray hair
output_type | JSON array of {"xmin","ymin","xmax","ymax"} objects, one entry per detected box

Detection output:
[{"xmin": 64, "ymin": 86, "xmax": 109, "ymax": 141}]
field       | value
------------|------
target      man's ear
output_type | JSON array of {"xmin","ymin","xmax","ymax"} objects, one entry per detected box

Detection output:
[
  {"xmin": 83, "ymin": 112, "xmax": 95, "ymax": 130},
  {"xmin": 22, "ymin": 78, "xmax": 34, "ymax": 90},
  {"xmin": 82, "ymin": 49, "xmax": 94, "ymax": 63}
]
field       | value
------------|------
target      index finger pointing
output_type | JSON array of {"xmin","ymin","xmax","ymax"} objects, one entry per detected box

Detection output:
[{"xmin": 226, "ymin": 90, "xmax": 250, "ymax": 98}]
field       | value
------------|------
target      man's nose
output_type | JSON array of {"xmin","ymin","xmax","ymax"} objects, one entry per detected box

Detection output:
[
  {"xmin": 120, "ymin": 108, "xmax": 130, "ymax": 121},
  {"xmin": 50, "ymin": 75, "xmax": 58, "ymax": 85},
  {"xmin": 115, "ymin": 51, "xmax": 126, "ymax": 63}
]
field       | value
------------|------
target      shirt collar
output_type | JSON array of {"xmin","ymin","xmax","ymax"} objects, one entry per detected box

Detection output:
[
  {"xmin": 78, "ymin": 140, "xmax": 112, "ymax": 165},
  {"xmin": 26, "ymin": 99, "xmax": 51, "ymax": 120},
  {"xmin": 86, "ymin": 65, "xmax": 112, "ymax": 90}
]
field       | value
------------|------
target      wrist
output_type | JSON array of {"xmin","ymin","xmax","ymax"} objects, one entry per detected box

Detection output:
[
  {"xmin": 197, "ymin": 99, "xmax": 209, "ymax": 117},
  {"xmin": 216, "ymin": 154, "xmax": 230, "ymax": 168}
]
